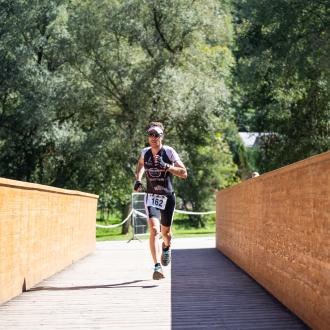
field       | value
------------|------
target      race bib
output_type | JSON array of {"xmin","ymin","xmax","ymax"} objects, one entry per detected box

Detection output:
[{"xmin": 146, "ymin": 194, "xmax": 168, "ymax": 210}]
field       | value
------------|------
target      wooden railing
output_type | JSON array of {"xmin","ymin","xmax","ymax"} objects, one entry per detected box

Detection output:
[
  {"xmin": 0, "ymin": 178, "xmax": 98, "ymax": 304},
  {"xmin": 216, "ymin": 151, "xmax": 330, "ymax": 330}
]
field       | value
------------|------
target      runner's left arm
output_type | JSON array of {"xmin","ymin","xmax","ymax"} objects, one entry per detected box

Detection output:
[{"xmin": 167, "ymin": 160, "xmax": 187, "ymax": 179}]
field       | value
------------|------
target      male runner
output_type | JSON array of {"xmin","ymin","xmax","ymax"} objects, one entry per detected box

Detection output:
[{"xmin": 134, "ymin": 122, "xmax": 187, "ymax": 280}]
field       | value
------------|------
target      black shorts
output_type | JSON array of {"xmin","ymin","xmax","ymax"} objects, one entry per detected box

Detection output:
[{"xmin": 144, "ymin": 193, "xmax": 176, "ymax": 227}]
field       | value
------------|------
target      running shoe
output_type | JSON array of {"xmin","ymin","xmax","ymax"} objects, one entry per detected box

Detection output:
[
  {"xmin": 161, "ymin": 246, "xmax": 171, "ymax": 266},
  {"xmin": 153, "ymin": 264, "xmax": 165, "ymax": 280}
]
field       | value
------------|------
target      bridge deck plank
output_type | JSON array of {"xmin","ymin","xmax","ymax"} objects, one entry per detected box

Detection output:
[{"xmin": 0, "ymin": 237, "xmax": 309, "ymax": 329}]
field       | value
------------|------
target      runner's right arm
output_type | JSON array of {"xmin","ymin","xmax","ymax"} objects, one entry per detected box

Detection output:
[{"xmin": 134, "ymin": 156, "xmax": 145, "ymax": 192}]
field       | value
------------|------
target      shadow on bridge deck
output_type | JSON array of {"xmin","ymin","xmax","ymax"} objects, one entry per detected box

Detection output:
[{"xmin": 171, "ymin": 248, "xmax": 310, "ymax": 330}]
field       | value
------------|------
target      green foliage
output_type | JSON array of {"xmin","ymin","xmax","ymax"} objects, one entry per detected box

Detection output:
[
  {"xmin": 0, "ymin": 0, "xmax": 239, "ymax": 223},
  {"xmin": 0, "ymin": 0, "xmax": 70, "ymax": 181},
  {"xmin": 67, "ymin": 0, "xmax": 239, "ymax": 214},
  {"xmin": 234, "ymin": 0, "xmax": 330, "ymax": 171},
  {"xmin": 3, "ymin": 0, "xmax": 328, "ymax": 230}
]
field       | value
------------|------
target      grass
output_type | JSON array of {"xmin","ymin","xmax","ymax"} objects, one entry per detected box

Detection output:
[{"xmin": 96, "ymin": 212, "xmax": 216, "ymax": 241}]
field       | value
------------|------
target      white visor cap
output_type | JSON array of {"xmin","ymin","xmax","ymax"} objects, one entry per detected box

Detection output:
[{"xmin": 147, "ymin": 126, "xmax": 163, "ymax": 135}]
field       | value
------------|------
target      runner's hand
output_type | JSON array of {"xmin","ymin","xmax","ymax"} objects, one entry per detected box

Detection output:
[
  {"xmin": 134, "ymin": 180, "xmax": 143, "ymax": 192},
  {"xmin": 154, "ymin": 155, "xmax": 170, "ymax": 170}
]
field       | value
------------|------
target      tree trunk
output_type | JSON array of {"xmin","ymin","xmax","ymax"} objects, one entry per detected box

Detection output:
[{"xmin": 121, "ymin": 202, "xmax": 131, "ymax": 235}]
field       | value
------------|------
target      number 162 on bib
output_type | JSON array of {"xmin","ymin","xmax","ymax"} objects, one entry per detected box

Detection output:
[{"xmin": 146, "ymin": 194, "xmax": 167, "ymax": 210}]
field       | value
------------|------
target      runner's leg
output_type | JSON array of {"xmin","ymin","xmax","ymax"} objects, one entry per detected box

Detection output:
[
  {"xmin": 148, "ymin": 217, "xmax": 161, "ymax": 264},
  {"xmin": 160, "ymin": 194, "xmax": 175, "ymax": 266},
  {"xmin": 160, "ymin": 193, "xmax": 175, "ymax": 248},
  {"xmin": 148, "ymin": 217, "xmax": 165, "ymax": 280},
  {"xmin": 161, "ymin": 225, "xmax": 172, "ymax": 249},
  {"xmin": 145, "ymin": 194, "xmax": 164, "ymax": 279}
]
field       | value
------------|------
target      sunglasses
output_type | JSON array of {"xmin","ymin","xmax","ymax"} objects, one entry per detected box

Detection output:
[{"xmin": 147, "ymin": 132, "xmax": 162, "ymax": 138}]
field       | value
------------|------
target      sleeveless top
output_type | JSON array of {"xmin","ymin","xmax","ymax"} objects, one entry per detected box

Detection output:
[{"xmin": 141, "ymin": 145, "xmax": 180, "ymax": 195}]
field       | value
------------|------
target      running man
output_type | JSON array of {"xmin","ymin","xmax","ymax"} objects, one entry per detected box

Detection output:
[{"xmin": 134, "ymin": 122, "xmax": 187, "ymax": 280}]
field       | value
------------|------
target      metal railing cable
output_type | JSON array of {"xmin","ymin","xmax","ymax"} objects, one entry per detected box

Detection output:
[
  {"xmin": 96, "ymin": 209, "xmax": 215, "ymax": 228},
  {"xmin": 96, "ymin": 209, "xmax": 133, "ymax": 228}
]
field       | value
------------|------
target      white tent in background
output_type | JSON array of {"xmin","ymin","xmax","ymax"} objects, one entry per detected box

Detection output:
[{"xmin": 238, "ymin": 132, "xmax": 270, "ymax": 148}]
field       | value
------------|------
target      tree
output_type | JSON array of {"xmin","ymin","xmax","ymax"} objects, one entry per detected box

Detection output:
[
  {"xmin": 0, "ymin": 0, "xmax": 240, "ymax": 227},
  {"xmin": 234, "ymin": 0, "xmax": 330, "ymax": 171},
  {"xmin": 68, "ymin": 0, "xmax": 239, "ymax": 217},
  {"xmin": 0, "ymin": 0, "xmax": 73, "ymax": 182}
]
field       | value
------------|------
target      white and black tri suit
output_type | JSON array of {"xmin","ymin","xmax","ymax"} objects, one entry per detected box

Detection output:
[{"xmin": 141, "ymin": 145, "xmax": 180, "ymax": 226}]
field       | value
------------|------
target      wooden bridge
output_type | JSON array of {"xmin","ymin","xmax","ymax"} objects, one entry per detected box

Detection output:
[
  {"xmin": 1, "ymin": 152, "xmax": 329, "ymax": 329},
  {"xmin": 0, "ymin": 237, "xmax": 309, "ymax": 330}
]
